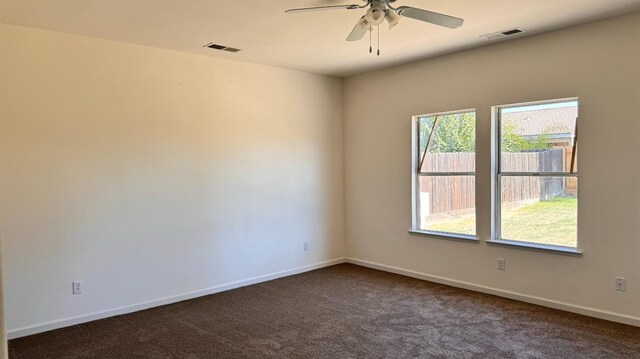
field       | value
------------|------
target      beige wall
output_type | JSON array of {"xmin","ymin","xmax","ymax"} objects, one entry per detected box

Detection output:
[
  {"xmin": 344, "ymin": 12, "xmax": 640, "ymax": 322},
  {"xmin": 0, "ymin": 22, "xmax": 8, "ymax": 359},
  {"xmin": 0, "ymin": 24, "xmax": 344, "ymax": 336}
]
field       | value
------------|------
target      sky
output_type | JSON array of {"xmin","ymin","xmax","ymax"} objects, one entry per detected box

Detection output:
[{"xmin": 502, "ymin": 100, "xmax": 578, "ymax": 113}]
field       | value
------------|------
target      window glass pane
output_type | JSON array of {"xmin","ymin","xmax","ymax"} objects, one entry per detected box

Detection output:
[
  {"xmin": 418, "ymin": 116, "xmax": 435, "ymax": 162},
  {"xmin": 419, "ymin": 111, "xmax": 475, "ymax": 173},
  {"xmin": 500, "ymin": 176, "xmax": 577, "ymax": 247},
  {"xmin": 418, "ymin": 175, "xmax": 475, "ymax": 236},
  {"xmin": 500, "ymin": 101, "xmax": 577, "ymax": 173}
]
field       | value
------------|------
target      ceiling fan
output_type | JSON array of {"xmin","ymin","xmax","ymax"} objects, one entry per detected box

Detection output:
[{"xmin": 285, "ymin": 0, "xmax": 464, "ymax": 47}]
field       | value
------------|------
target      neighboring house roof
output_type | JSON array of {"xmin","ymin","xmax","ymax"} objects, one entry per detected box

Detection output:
[{"xmin": 502, "ymin": 106, "xmax": 577, "ymax": 137}]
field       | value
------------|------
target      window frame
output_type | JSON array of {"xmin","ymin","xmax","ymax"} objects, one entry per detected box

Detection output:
[
  {"xmin": 410, "ymin": 108, "xmax": 478, "ymax": 241},
  {"xmin": 489, "ymin": 98, "xmax": 582, "ymax": 254}
]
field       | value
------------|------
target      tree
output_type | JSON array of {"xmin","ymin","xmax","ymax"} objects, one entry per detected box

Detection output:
[
  {"xmin": 501, "ymin": 122, "xmax": 551, "ymax": 152},
  {"xmin": 419, "ymin": 112, "xmax": 475, "ymax": 154},
  {"xmin": 419, "ymin": 113, "xmax": 550, "ymax": 155}
]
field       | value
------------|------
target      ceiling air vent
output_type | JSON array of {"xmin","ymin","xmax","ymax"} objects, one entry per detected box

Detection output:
[
  {"xmin": 204, "ymin": 43, "xmax": 241, "ymax": 53},
  {"xmin": 481, "ymin": 28, "xmax": 525, "ymax": 40}
]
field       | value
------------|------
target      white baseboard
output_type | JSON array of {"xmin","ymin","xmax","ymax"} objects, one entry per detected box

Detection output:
[
  {"xmin": 7, "ymin": 257, "xmax": 346, "ymax": 339},
  {"xmin": 10, "ymin": 256, "xmax": 637, "ymax": 340},
  {"xmin": 346, "ymin": 257, "xmax": 640, "ymax": 328}
]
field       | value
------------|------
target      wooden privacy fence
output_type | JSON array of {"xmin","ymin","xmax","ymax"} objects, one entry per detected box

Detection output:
[
  {"xmin": 420, "ymin": 149, "xmax": 564, "ymax": 215},
  {"xmin": 500, "ymin": 148, "xmax": 563, "ymax": 173}
]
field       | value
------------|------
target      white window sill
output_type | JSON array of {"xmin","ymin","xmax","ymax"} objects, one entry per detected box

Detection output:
[
  {"xmin": 408, "ymin": 229, "xmax": 478, "ymax": 243},
  {"xmin": 486, "ymin": 239, "xmax": 583, "ymax": 256}
]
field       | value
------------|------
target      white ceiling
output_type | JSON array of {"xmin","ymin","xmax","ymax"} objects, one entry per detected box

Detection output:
[{"xmin": 1, "ymin": 0, "xmax": 639, "ymax": 77}]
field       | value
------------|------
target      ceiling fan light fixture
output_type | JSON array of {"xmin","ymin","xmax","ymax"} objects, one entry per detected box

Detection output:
[{"xmin": 385, "ymin": 10, "xmax": 400, "ymax": 29}]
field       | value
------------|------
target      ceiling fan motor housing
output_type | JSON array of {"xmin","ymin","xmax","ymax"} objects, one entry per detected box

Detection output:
[{"xmin": 365, "ymin": 1, "xmax": 387, "ymax": 25}]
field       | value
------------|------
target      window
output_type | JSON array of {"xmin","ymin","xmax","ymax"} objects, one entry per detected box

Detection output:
[
  {"xmin": 492, "ymin": 99, "xmax": 578, "ymax": 250},
  {"xmin": 411, "ymin": 109, "xmax": 476, "ymax": 238}
]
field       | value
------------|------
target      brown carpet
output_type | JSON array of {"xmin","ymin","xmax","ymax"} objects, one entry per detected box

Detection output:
[{"xmin": 9, "ymin": 264, "xmax": 640, "ymax": 358}]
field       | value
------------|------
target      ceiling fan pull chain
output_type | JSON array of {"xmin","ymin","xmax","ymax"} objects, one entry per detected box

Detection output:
[
  {"xmin": 377, "ymin": 25, "xmax": 380, "ymax": 56},
  {"xmin": 369, "ymin": 25, "xmax": 373, "ymax": 53}
]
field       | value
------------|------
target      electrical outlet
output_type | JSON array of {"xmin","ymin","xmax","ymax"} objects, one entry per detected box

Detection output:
[
  {"xmin": 72, "ymin": 281, "xmax": 82, "ymax": 295},
  {"xmin": 497, "ymin": 258, "xmax": 506, "ymax": 271},
  {"xmin": 616, "ymin": 277, "xmax": 626, "ymax": 292},
  {"xmin": 303, "ymin": 242, "xmax": 309, "ymax": 251}
]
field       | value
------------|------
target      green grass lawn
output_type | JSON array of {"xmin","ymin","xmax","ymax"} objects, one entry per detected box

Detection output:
[{"xmin": 427, "ymin": 197, "xmax": 577, "ymax": 247}]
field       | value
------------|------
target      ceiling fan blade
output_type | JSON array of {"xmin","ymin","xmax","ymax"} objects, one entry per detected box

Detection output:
[
  {"xmin": 396, "ymin": 6, "xmax": 464, "ymax": 29},
  {"xmin": 346, "ymin": 17, "xmax": 368, "ymax": 41},
  {"xmin": 285, "ymin": 4, "xmax": 360, "ymax": 13}
]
